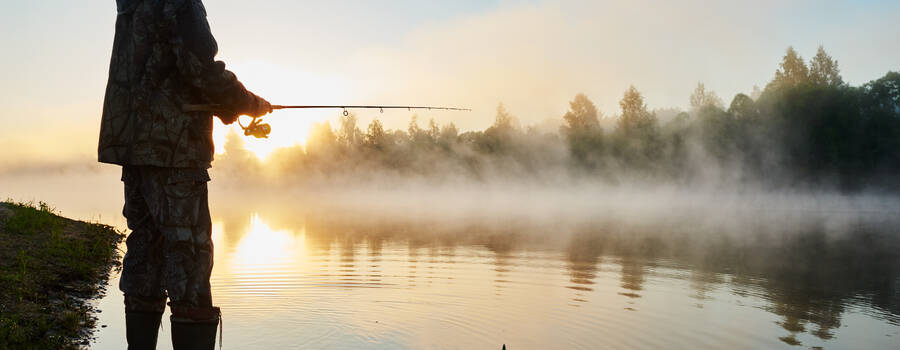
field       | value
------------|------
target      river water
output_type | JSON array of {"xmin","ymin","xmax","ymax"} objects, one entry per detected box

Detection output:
[{"xmin": 2, "ymin": 170, "xmax": 899, "ymax": 349}]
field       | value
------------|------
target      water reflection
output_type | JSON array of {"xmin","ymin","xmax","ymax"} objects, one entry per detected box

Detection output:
[
  {"xmin": 232, "ymin": 214, "xmax": 305, "ymax": 266},
  {"xmin": 18, "ymin": 170, "xmax": 896, "ymax": 348},
  {"xmin": 619, "ymin": 258, "xmax": 645, "ymax": 299},
  {"xmin": 94, "ymin": 203, "xmax": 900, "ymax": 349},
  {"xmin": 565, "ymin": 232, "xmax": 602, "ymax": 307},
  {"xmin": 687, "ymin": 270, "xmax": 723, "ymax": 312},
  {"xmin": 729, "ymin": 228, "xmax": 900, "ymax": 347}
]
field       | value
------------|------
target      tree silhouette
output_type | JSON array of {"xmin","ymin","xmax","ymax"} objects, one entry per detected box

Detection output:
[
  {"xmin": 770, "ymin": 46, "xmax": 809, "ymax": 89},
  {"xmin": 809, "ymin": 46, "xmax": 843, "ymax": 86},
  {"xmin": 728, "ymin": 93, "xmax": 758, "ymax": 121},
  {"xmin": 690, "ymin": 82, "xmax": 724, "ymax": 110},
  {"xmin": 562, "ymin": 93, "xmax": 601, "ymax": 131},
  {"xmin": 427, "ymin": 118, "xmax": 441, "ymax": 142},
  {"xmin": 615, "ymin": 86, "xmax": 661, "ymax": 170},
  {"xmin": 365, "ymin": 119, "xmax": 386, "ymax": 150},
  {"xmin": 482, "ymin": 104, "xmax": 520, "ymax": 154},
  {"xmin": 617, "ymin": 86, "xmax": 656, "ymax": 135},
  {"xmin": 337, "ymin": 113, "xmax": 362, "ymax": 150},
  {"xmin": 561, "ymin": 94, "xmax": 604, "ymax": 168}
]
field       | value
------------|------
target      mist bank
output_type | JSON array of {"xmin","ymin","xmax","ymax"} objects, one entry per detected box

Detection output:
[
  {"xmin": 208, "ymin": 47, "xmax": 900, "ymax": 192},
  {"xmin": 4, "ymin": 162, "xmax": 899, "ymax": 235},
  {"xmin": 3, "ymin": 157, "xmax": 900, "ymax": 294},
  {"xmin": 3, "ymin": 164, "xmax": 897, "ymax": 256}
]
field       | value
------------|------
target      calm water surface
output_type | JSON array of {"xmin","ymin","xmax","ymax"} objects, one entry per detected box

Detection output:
[
  {"xmin": 89, "ymin": 207, "xmax": 899, "ymax": 349},
  {"xmin": 2, "ymin": 171, "xmax": 898, "ymax": 349}
]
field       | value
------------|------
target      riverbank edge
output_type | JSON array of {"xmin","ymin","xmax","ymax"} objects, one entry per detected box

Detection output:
[{"xmin": 0, "ymin": 201, "xmax": 124, "ymax": 349}]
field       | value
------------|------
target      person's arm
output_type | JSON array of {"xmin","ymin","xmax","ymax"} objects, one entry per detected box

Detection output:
[{"xmin": 165, "ymin": 0, "xmax": 270, "ymax": 124}]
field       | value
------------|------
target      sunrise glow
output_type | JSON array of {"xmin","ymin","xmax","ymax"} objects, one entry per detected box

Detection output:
[{"xmin": 212, "ymin": 60, "xmax": 349, "ymax": 159}]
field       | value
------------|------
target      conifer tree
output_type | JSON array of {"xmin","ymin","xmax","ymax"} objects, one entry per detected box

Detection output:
[
  {"xmin": 809, "ymin": 46, "xmax": 843, "ymax": 86},
  {"xmin": 770, "ymin": 46, "xmax": 809, "ymax": 88}
]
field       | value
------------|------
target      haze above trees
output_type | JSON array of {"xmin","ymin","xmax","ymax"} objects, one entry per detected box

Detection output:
[{"xmin": 219, "ymin": 46, "xmax": 900, "ymax": 191}]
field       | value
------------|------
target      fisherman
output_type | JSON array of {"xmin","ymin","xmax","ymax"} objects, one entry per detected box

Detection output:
[{"xmin": 98, "ymin": 1, "xmax": 271, "ymax": 348}]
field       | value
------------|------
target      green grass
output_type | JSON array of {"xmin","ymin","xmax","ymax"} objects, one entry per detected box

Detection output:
[
  {"xmin": 5, "ymin": 201, "xmax": 62, "ymax": 236},
  {"xmin": 0, "ymin": 200, "xmax": 124, "ymax": 349}
]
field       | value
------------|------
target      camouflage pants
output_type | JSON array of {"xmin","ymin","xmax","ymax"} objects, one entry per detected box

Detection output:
[{"xmin": 119, "ymin": 166, "xmax": 214, "ymax": 314}]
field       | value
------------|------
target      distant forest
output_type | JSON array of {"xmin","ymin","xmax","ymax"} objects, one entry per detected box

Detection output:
[{"xmin": 219, "ymin": 46, "xmax": 900, "ymax": 190}]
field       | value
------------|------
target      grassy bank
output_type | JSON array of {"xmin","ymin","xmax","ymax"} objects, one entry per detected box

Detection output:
[{"xmin": 0, "ymin": 201, "xmax": 124, "ymax": 349}]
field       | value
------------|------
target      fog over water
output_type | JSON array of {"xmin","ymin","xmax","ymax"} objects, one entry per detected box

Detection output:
[
  {"xmin": 3, "ymin": 160, "xmax": 900, "ymax": 349},
  {"xmin": 6, "ymin": 162, "xmax": 899, "ymax": 234}
]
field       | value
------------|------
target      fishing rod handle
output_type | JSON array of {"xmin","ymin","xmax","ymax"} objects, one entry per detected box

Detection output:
[{"xmin": 182, "ymin": 104, "xmax": 233, "ymax": 113}]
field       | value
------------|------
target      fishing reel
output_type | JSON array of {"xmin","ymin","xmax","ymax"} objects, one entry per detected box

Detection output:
[{"xmin": 240, "ymin": 116, "xmax": 271, "ymax": 138}]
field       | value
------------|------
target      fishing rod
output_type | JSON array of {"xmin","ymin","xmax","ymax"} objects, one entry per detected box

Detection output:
[{"xmin": 183, "ymin": 104, "xmax": 471, "ymax": 138}]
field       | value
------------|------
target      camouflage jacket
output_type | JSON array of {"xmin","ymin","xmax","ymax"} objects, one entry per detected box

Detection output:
[{"xmin": 99, "ymin": 0, "xmax": 262, "ymax": 168}]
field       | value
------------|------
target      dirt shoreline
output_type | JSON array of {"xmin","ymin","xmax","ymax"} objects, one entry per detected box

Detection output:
[{"xmin": 0, "ymin": 201, "xmax": 124, "ymax": 349}]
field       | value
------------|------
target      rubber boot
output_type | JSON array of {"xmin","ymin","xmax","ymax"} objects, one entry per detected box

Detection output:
[
  {"xmin": 171, "ymin": 307, "xmax": 221, "ymax": 350},
  {"xmin": 125, "ymin": 311, "xmax": 163, "ymax": 350}
]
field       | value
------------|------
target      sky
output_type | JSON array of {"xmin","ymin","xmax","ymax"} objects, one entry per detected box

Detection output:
[{"xmin": 1, "ymin": 0, "xmax": 898, "ymax": 162}]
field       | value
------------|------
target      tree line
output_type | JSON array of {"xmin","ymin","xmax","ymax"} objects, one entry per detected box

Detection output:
[{"xmin": 219, "ymin": 46, "xmax": 900, "ymax": 190}]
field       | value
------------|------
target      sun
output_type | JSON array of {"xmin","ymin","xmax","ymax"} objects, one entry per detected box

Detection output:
[
  {"xmin": 210, "ymin": 60, "xmax": 349, "ymax": 159},
  {"xmin": 213, "ymin": 112, "xmax": 314, "ymax": 160}
]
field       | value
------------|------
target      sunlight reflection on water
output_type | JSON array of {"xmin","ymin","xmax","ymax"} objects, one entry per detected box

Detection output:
[{"xmin": 91, "ymin": 209, "xmax": 899, "ymax": 350}]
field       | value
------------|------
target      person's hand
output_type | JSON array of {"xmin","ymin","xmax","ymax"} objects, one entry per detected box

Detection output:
[
  {"xmin": 213, "ymin": 95, "xmax": 271, "ymax": 124},
  {"xmin": 218, "ymin": 112, "xmax": 239, "ymax": 125},
  {"xmin": 249, "ymin": 96, "xmax": 273, "ymax": 118}
]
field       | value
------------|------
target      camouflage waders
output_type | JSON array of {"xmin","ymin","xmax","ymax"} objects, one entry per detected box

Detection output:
[{"xmin": 120, "ymin": 166, "xmax": 214, "ymax": 314}]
